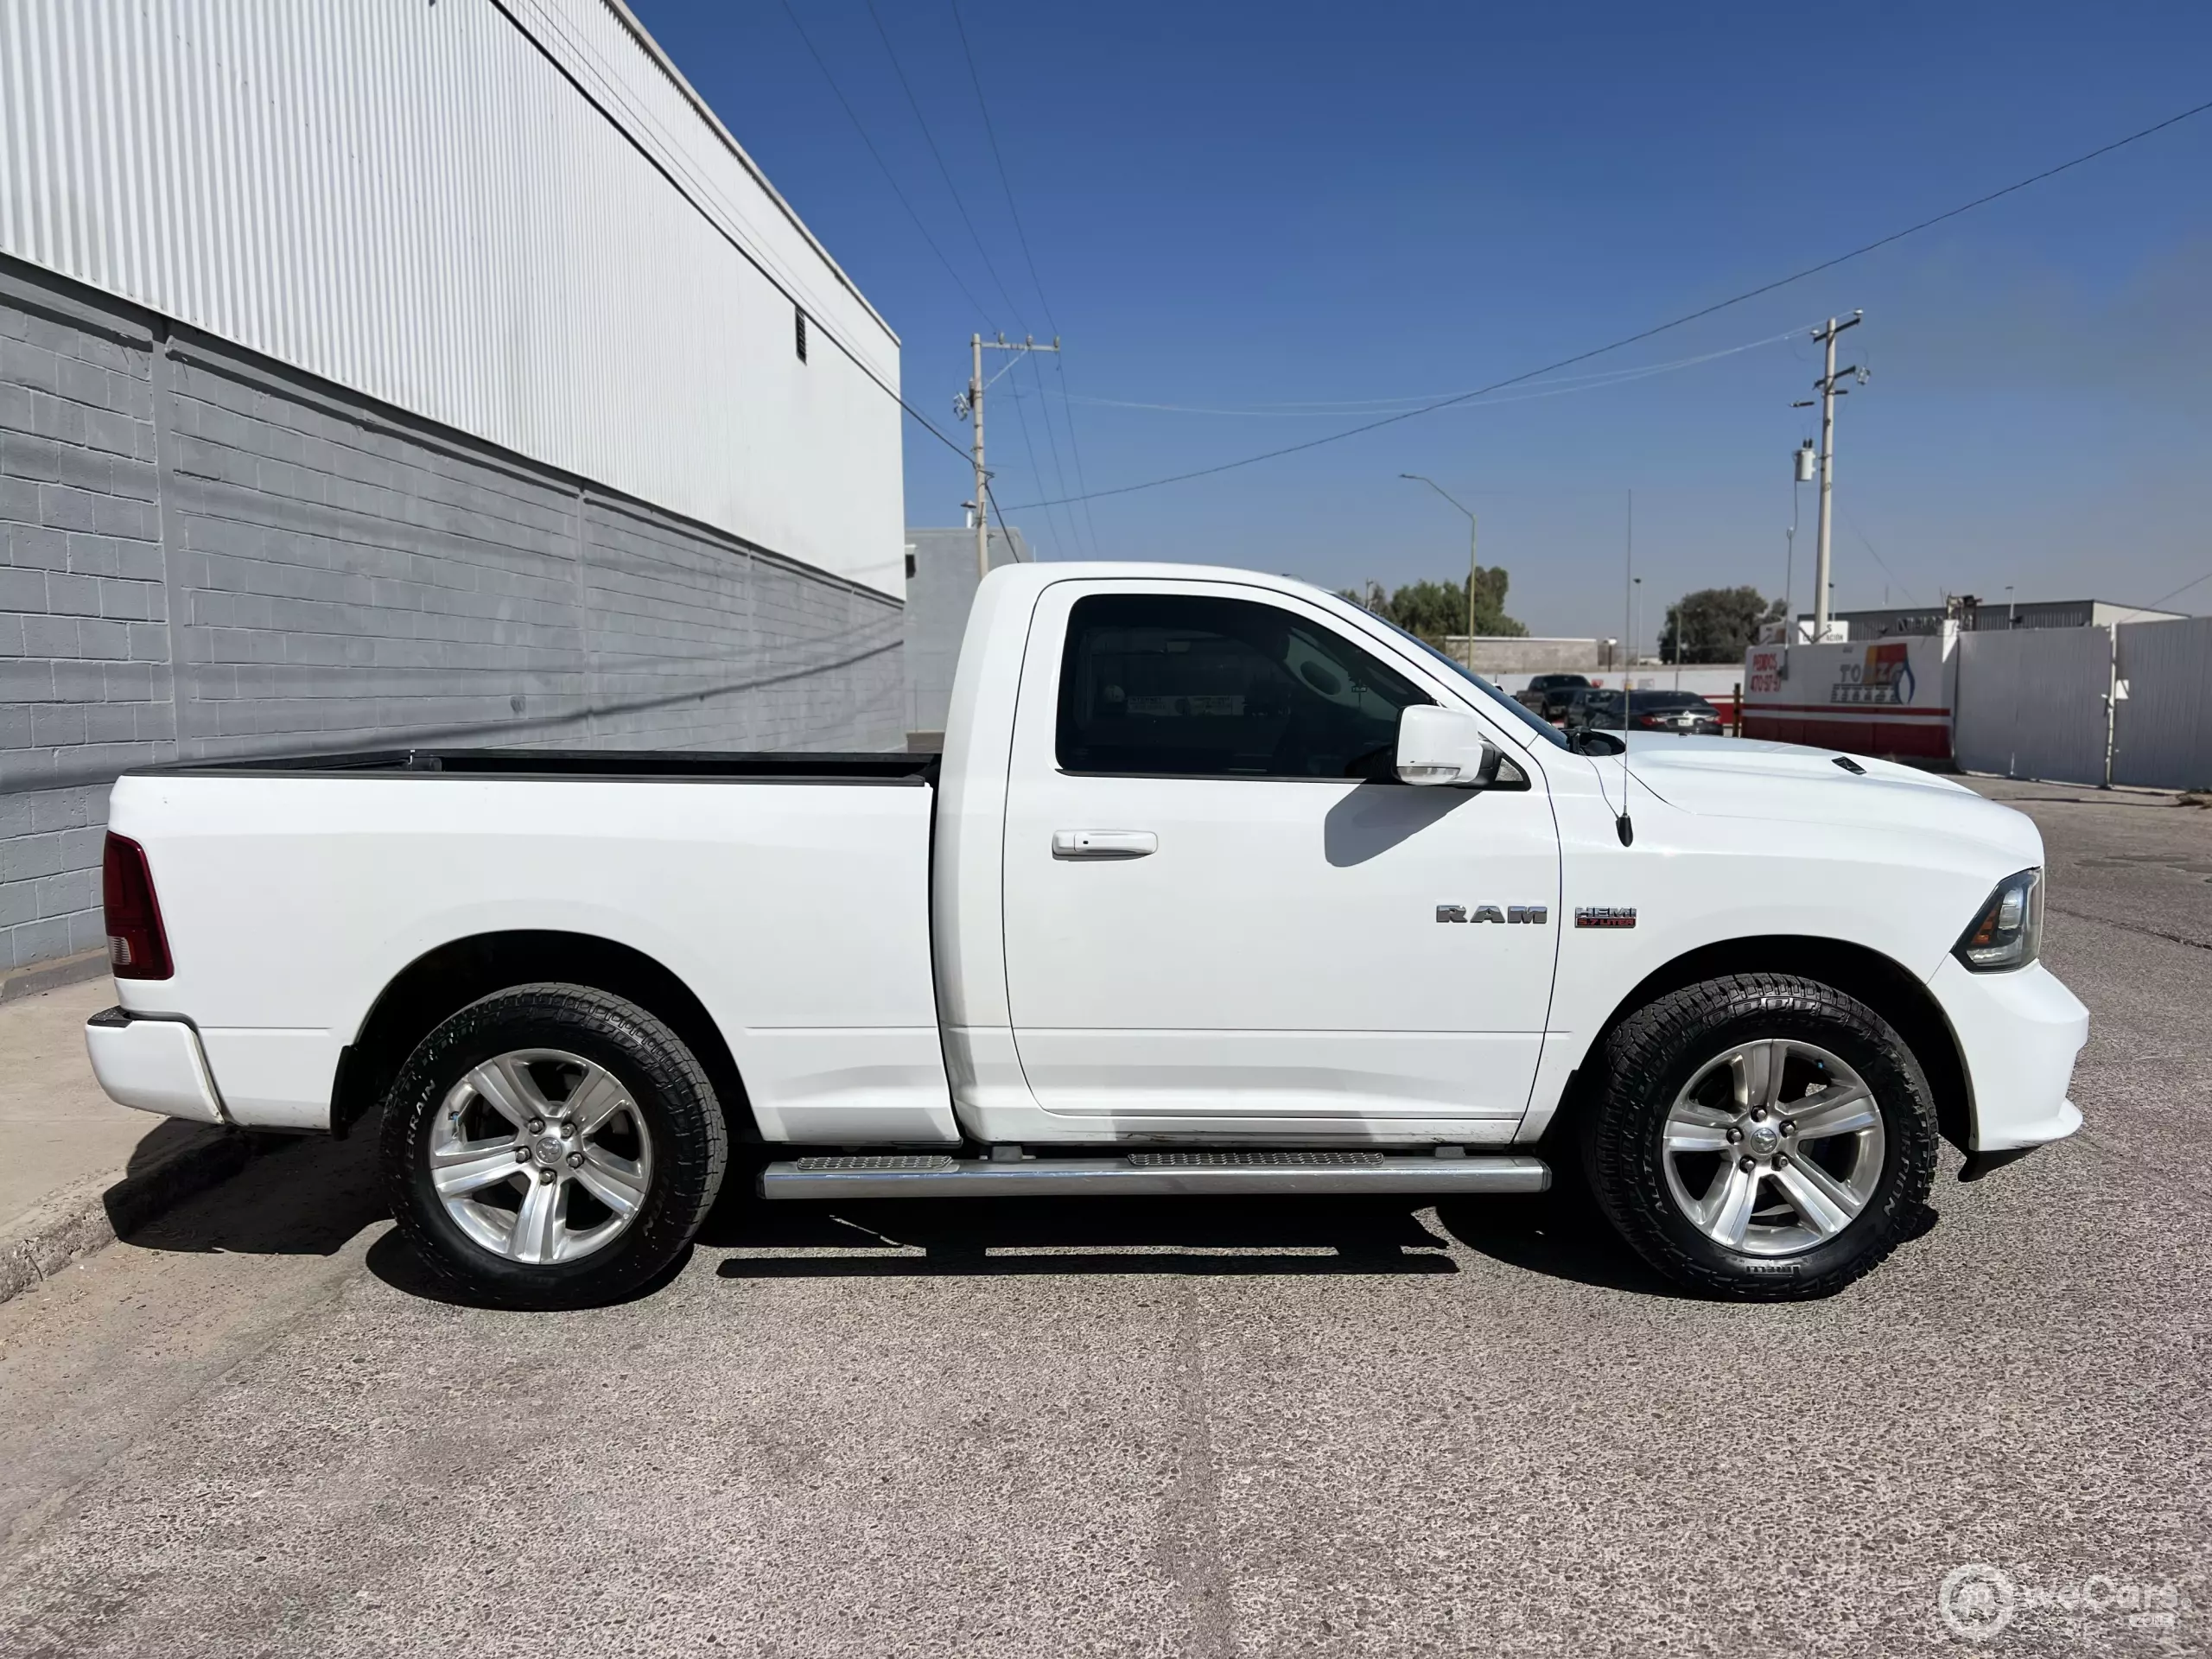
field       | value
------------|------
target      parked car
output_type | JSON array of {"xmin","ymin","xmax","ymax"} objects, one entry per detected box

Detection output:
[
  {"xmin": 86, "ymin": 562, "xmax": 2085, "ymax": 1307},
  {"xmin": 1567, "ymin": 688, "xmax": 1725, "ymax": 736},
  {"xmin": 1558, "ymin": 686, "xmax": 1616, "ymax": 730},
  {"xmin": 1522, "ymin": 672, "xmax": 1592, "ymax": 721}
]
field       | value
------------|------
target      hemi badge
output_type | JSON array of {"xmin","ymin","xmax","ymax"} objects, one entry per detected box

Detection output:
[{"xmin": 1574, "ymin": 906, "xmax": 1637, "ymax": 929}]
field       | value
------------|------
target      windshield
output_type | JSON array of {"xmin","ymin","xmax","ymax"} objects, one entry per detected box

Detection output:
[{"xmin": 1362, "ymin": 615, "xmax": 1572, "ymax": 750}]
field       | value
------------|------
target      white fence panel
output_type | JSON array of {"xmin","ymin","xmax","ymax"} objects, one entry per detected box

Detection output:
[
  {"xmin": 1952, "ymin": 627, "xmax": 2113, "ymax": 785},
  {"xmin": 2113, "ymin": 617, "xmax": 2212, "ymax": 791}
]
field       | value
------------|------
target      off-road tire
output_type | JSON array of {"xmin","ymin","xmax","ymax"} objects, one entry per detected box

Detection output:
[
  {"xmin": 379, "ymin": 983, "xmax": 728, "ymax": 1309},
  {"xmin": 1580, "ymin": 973, "xmax": 1938, "ymax": 1300}
]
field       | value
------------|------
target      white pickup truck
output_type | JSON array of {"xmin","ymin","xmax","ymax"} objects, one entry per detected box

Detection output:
[{"xmin": 86, "ymin": 563, "xmax": 2087, "ymax": 1306}]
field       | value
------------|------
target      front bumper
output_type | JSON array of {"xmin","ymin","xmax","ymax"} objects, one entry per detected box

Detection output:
[
  {"xmin": 84, "ymin": 1007, "xmax": 229, "ymax": 1124},
  {"xmin": 1926, "ymin": 957, "xmax": 2088, "ymax": 1152}
]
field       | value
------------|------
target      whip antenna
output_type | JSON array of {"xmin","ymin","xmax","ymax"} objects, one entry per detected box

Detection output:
[{"xmin": 1618, "ymin": 490, "xmax": 1636, "ymax": 847}]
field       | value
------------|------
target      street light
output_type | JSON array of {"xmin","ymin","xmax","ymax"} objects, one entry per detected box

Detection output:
[{"xmin": 1399, "ymin": 474, "xmax": 1478, "ymax": 652}]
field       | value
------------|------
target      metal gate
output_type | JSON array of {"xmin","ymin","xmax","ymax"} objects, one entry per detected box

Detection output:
[
  {"xmin": 2113, "ymin": 617, "xmax": 2212, "ymax": 790},
  {"xmin": 1951, "ymin": 627, "xmax": 2114, "ymax": 785}
]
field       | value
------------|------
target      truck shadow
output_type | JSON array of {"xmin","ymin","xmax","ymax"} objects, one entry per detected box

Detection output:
[
  {"xmin": 111, "ymin": 1126, "xmax": 387, "ymax": 1257},
  {"xmin": 701, "ymin": 1177, "xmax": 1681, "ymax": 1294},
  {"xmin": 117, "ymin": 1125, "xmax": 1724, "ymax": 1303},
  {"xmin": 1431, "ymin": 1188, "xmax": 1682, "ymax": 1297},
  {"xmin": 704, "ymin": 1192, "xmax": 1462, "ymax": 1279}
]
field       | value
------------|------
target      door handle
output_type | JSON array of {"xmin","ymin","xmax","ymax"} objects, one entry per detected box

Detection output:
[{"xmin": 1052, "ymin": 830, "xmax": 1158, "ymax": 861}]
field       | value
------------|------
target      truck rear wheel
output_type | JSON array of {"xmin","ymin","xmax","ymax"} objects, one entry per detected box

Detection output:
[
  {"xmin": 379, "ymin": 983, "xmax": 727, "ymax": 1309},
  {"xmin": 1580, "ymin": 973, "xmax": 1938, "ymax": 1300}
]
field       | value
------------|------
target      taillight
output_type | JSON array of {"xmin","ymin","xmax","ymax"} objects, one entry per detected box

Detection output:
[{"xmin": 102, "ymin": 832, "xmax": 173, "ymax": 979}]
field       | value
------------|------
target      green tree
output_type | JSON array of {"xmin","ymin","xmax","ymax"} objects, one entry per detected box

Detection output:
[
  {"xmin": 1338, "ymin": 569, "xmax": 1528, "ymax": 644},
  {"xmin": 1659, "ymin": 587, "xmax": 1787, "ymax": 664}
]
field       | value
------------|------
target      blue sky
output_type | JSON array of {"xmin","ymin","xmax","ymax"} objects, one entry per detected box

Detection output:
[{"xmin": 632, "ymin": 1, "xmax": 2212, "ymax": 641}]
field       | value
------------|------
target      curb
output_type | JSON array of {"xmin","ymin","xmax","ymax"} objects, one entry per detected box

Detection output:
[
  {"xmin": 0, "ymin": 949, "xmax": 111, "ymax": 1007},
  {"xmin": 0, "ymin": 1124, "xmax": 289, "ymax": 1309}
]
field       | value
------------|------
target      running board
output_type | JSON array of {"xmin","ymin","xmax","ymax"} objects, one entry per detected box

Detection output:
[{"xmin": 758, "ymin": 1150, "xmax": 1550, "ymax": 1201}]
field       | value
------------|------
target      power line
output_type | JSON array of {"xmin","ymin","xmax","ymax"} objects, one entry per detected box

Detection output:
[
  {"xmin": 779, "ymin": 0, "xmax": 994, "ymax": 322},
  {"xmin": 1000, "ymin": 353, "xmax": 1058, "ymax": 552},
  {"xmin": 857, "ymin": 2, "xmax": 1090, "ymax": 550},
  {"xmin": 1048, "ymin": 354, "xmax": 1104, "ymax": 555},
  {"xmin": 1837, "ymin": 505, "xmax": 1920, "ymax": 607},
  {"xmin": 2147, "ymin": 567, "xmax": 2212, "ymax": 609},
  {"xmin": 861, "ymin": 0, "xmax": 1027, "ymax": 327},
  {"xmin": 1052, "ymin": 354, "xmax": 1103, "ymax": 553},
  {"xmin": 1004, "ymin": 94, "xmax": 2212, "ymax": 512},
  {"xmin": 1065, "ymin": 329, "xmax": 1805, "ymax": 416},
  {"xmin": 485, "ymin": 0, "xmax": 978, "ymax": 493},
  {"xmin": 948, "ymin": 2, "xmax": 1054, "ymax": 338},
  {"xmin": 1025, "ymin": 351, "xmax": 1082, "ymax": 550},
  {"xmin": 948, "ymin": 0, "xmax": 1103, "ymax": 556},
  {"xmin": 779, "ymin": 0, "xmax": 1100, "ymax": 544}
]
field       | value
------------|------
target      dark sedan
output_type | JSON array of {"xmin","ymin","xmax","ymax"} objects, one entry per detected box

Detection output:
[{"xmin": 1562, "ymin": 688, "xmax": 1725, "ymax": 736}]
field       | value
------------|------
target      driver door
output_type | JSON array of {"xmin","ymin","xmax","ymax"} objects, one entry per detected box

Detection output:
[{"xmin": 997, "ymin": 578, "xmax": 1561, "ymax": 1141}]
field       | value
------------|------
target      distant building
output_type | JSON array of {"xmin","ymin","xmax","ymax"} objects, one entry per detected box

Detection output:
[
  {"xmin": 1, "ymin": 0, "xmax": 905, "ymax": 974},
  {"xmin": 1796, "ymin": 599, "xmax": 2183, "ymax": 640},
  {"xmin": 1445, "ymin": 637, "xmax": 1623, "ymax": 674},
  {"xmin": 903, "ymin": 526, "xmax": 1033, "ymax": 750}
]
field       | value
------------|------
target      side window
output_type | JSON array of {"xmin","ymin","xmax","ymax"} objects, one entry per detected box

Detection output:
[{"xmin": 1055, "ymin": 593, "xmax": 1431, "ymax": 780}]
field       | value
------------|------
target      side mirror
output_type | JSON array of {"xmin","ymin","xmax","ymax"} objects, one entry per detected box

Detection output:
[{"xmin": 1395, "ymin": 705, "xmax": 1503, "ymax": 787}]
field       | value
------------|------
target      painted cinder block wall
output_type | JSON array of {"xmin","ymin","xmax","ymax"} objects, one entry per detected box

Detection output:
[{"xmin": 0, "ymin": 259, "xmax": 900, "ymax": 972}]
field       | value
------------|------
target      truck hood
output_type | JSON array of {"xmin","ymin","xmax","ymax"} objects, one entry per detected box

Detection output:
[{"xmin": 1609, "ymin": 736, "xmax": 2042, "ymax": 866}]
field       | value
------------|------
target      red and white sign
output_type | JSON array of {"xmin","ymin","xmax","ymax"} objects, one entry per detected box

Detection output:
[{"xmin": 1740, "ymin": 634, "xmax": 1956, "ymax": 760}]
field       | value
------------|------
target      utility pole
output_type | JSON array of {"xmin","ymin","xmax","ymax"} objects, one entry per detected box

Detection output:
[
  {"xmin": 968, "ymin": 334, "xmax": 985, "ymax": 581},
  {"xmin": 1398, "ymin": 474, "xmax": 1478, "ymax": 658},
  {"xmin": 1808, "ymin": 312, "xmax": 1864, "ymax": 643},
  {"xmin": 1783, "ymin": 524, "xmax": 1796, "ymax": 640},
  {"xmin": 957, "ymin": 333, "xmax": 1061, "ymax": 581}
]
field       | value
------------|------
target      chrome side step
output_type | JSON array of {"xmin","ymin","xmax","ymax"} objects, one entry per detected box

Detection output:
[{"xmin": 758, "ymin": 1150, "xmax": 1549, "ymax": 1201}]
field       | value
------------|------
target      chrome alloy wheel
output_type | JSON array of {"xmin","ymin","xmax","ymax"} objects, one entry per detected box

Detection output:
[
  {"xmin": 1660, "ymin": 1039, "xmax": 1885, "ymax": 1257},
  {"xmin": 426, "ymin": 1049, "xmax": 654, "ymax": 1266}
]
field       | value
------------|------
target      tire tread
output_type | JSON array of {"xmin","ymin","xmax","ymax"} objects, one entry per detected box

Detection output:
[
  {"xmin": 1581, "ymin": 972, "xmax": 1938, "ymax": 1300},
  {"xmin": 378, "ymin": 982, "xmax": 728, "ymax": 1310}
]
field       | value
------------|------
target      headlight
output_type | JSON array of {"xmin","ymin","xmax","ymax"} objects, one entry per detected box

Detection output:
[{"xmin": 1953, "ymin": 868, "xmax": 2043, "ymax": 972}]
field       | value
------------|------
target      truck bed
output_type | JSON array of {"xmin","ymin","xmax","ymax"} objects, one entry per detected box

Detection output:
[
  {"xmin": 104, "ymin": 751, "xmax": 951, "ymax": 1141},
  {"xmin": 135, "ymin": 748, "xmax": 938, "ymax": 784}
]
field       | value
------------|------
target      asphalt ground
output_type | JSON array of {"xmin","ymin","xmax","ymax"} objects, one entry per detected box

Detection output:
[{"xmin": 1, "ymin": 779, "xmax": 2206, "ymax": 1657}]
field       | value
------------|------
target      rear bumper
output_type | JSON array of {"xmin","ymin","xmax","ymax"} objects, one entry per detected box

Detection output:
[
  {"xmin": 1926, "ymin": 957, "xmax": 2088, "ymax": 1152},
  {"xmin": 84, "ymin": 1007, "xmax": 229, "ymax": 1125}
]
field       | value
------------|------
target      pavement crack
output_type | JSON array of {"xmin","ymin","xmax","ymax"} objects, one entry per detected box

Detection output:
[
  {"xmin": 1160, "ymin": 1285, "xmax": 1236, "ymax": 1659},
  {"xmin": 2049, "ymin": 905, "xmax": 2212, "ymax": 953}
]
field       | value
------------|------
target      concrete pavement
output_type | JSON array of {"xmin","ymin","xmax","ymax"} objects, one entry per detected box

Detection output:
[
  {"xmin": 0, "ymin": 779, "xmax": 2207, "ymax": 1656},
  {"xmin": 0, "ymin": 978, "xmax": 141, "ymax": 1228},
  {"xmin": 0, "ymin": 976, "xmax": 278, "ymax": 1308}
]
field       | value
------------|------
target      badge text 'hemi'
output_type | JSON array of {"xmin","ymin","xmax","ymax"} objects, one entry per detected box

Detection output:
[
  {"xmin": 1574, "ymin": 906, "xmax": 1638, "ymax": 929},
  {"xmin": 1436, "ymin": 905, "xmax": 1548, "ymax": 925}
]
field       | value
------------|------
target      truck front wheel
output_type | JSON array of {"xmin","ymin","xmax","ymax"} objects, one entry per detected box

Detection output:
[
  {"xmin": 1580, "ymin": 974, "xmax": 1938, "ymax": 1300},
  {"xmin": 379, "ymin": 983, "xmax": 728, "ymax": 1309}
]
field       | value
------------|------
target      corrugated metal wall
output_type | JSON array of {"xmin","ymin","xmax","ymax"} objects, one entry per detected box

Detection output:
[
  {"xmin": 1951, "ymin": 626, "xmax": 2113, "ymax": 785},
  {"xmin": 2113, "ymin": 617, "xmax": 2212, "ymax": 791},
  {"xmin": 0, "ymin": 0, "xmax": 903, "ymax": 595}
]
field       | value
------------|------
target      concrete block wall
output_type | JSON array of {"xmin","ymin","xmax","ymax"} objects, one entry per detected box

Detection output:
[
  {"xmin": 0, "ymin": 270, "xmax": 168, "ymax": 969},
  {"xmin": 1, "ymin": 257, "xmax": 901, "ymax": 971}
]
